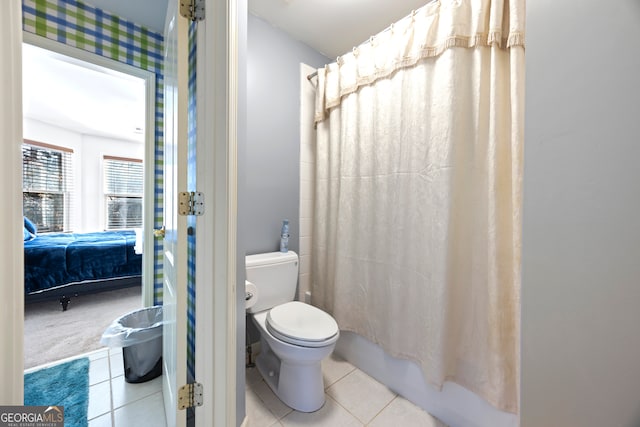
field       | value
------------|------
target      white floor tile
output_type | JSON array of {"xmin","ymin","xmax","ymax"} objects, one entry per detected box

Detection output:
[
  {"xmin": 280, "ymin": 396, "xmax": 362, "ymax": 427},
  {"xmin": 87, "ymin": 380, "xmax": 111, "ymax": 420},
  {"xmin": 111, "ymin": 374, "xmax": 163, "ymax": 409},
  {"xmin": 369, "ymin": 396, "xmax": 449, "ymax": 427},
  {"xmin": 88, "ymin": 412, "xmax": 112, "ymax": 427},
  {"xmin": 246, "ymin": 387, "xmax": 279, "ymax": 427},
  {"xmin": 251, "ymin": 380, "xmax": 293, "ymax": 419},
  {"xmin": 113, "ymin": 391, "xmax": 167, "ymax": 427},
  {"xmin": 88, "ymin": 348, "xmax": 110, "ymax": 361},
  {"xmin": 89, "ymin": 357, "xmax": 110, "ymax": 386},
  {"xmin": 244, "ymin": 354, "xmax": 443, "ymax": 426},
  {"xmin": 27, "ymin": 335, "xmax": 171, "ymax": 427},
  {"xmin": 109, "ymin": 353, "xmax": 125, "ymax": 379},
  {"xmin": 326, "ymin": 369, "xmax": 396, "ymax": 424},
  {"xmin": 86, "ymin": 345, "xmax": 440, "ymax": 427},
  {"xmin": 321, "ymin": 354, "xmax": 355, "ymax": 388}
]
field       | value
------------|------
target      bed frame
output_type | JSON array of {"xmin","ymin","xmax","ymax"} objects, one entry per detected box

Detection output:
[
  {"xmin": 24, "ymin": 230, "xmax": 143, "ymax": 311},
  {"xmin": 25, "ymin": 275, "xmax": 142, "ymax": 311}
]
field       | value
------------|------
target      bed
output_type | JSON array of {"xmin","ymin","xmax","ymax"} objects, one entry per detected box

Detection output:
[{"xmin": 24, "ymin": 218, "xmax": 142, "ymax": 310}]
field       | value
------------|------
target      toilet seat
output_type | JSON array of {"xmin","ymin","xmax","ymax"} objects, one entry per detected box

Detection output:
[{"xmin": 266, "ymin": 301, "xmax": 338, "ymax": 348}]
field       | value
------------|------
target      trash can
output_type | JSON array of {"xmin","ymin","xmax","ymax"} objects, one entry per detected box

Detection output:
[{"xmin": 101, "ymin": 306, "xmax": 164, "ymax": 383}]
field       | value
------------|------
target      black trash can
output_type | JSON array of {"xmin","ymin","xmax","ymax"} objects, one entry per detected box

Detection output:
[{"xmin": 101, "ymin": 306, "xmax": 164, "ymax": 383}]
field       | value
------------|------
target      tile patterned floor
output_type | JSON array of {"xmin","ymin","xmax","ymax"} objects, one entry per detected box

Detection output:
[
  {"xmin": 26, "ymin": 347, "xmax": 167, "ymax": 427},
  {"xmin": 27, "ymin": 350, "xmax": 446, "ymax": 427},
  {"xmin": 245, "ymin": 353, "xmax": 448, "ymax": 427},
  {"xmin": 87, "ymin": 347, "xmax": 167, "ymax": 427}
]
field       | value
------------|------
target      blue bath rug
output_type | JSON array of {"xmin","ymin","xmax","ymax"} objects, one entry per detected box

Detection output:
[{"xmin": 24, "ymin": 357, "xmax": 90, "ymax": 427}]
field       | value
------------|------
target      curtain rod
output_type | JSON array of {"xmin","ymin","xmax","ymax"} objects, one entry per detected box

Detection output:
[{"xmin": 307, "ymin": 71, "xmax": 318, "ymax": 81}]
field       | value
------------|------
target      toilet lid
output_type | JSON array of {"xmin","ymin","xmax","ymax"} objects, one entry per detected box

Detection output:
[{"xmin": 266, "ymin": 301, "xmax": 338, "ymax": 346}]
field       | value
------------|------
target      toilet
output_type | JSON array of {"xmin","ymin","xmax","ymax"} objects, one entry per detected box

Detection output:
[{"xmin": 246, "ymin": 251, "xmax": 339, "ymax": 412}]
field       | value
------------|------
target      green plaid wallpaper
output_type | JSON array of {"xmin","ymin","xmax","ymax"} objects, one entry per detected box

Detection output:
[{"xmin": 22, "ymin": 0, "xmax": 165, "ymax": 304}]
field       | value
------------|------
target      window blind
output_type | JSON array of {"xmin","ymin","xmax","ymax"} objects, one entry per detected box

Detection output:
[
  {"xmin": 22, "ymin": 140, "xmax": 74, "ymax": 233},
  {"xmin": 104, "ymin": 156, "xmax": 143, "ymax": 229}
]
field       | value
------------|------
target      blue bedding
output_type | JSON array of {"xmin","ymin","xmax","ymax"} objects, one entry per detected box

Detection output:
[{"xmin": 24, "ymin": 230, "xmax": 142, "ymax": 294}]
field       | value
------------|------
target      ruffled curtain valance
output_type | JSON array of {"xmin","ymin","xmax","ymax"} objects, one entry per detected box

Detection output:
[{"xmin": 315, "ymin": 0, "xmax": 525, "ymax": 123}]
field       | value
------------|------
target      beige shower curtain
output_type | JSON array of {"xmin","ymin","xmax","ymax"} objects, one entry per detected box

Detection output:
[{"xmin": 312, "ymin": 0, "xmax": 524, "ymax": 413}]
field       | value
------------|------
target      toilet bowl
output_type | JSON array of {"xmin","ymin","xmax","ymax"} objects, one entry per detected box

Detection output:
[
  {"xmin": 251, "ymin": 302, "xmax": 339, "ymax": 412},
  {"xmin": 246, "ymin": 252, "xmax": 339, "ymax": 412}
]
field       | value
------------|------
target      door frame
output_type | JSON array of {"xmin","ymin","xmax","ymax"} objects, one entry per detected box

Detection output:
[
  {"xmin": 22, "ymin": 31, "xmax": 157, "ymax": 307},
  {"xmin": 194, "ymin": 0, "xmax": 238, "ymax": 425},
  {"xmin": 0, "ymin": 0, "xmax": 25, "ymax": 405}
]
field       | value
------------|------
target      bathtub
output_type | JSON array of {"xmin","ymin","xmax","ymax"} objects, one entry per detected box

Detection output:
[{"xmin": 334, "ymin": 331, "xmax": 518, "ymax": 427}]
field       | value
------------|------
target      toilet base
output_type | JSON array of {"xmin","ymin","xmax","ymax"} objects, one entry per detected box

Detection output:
[{"xmin": 255, "ymin": 338, "xmax": 325, "ymax": 413}]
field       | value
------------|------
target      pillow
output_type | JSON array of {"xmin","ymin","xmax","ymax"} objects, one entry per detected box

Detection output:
[
  {"xmin": 24, "ymin": 217, "xmax": 37, "ymax": 236},
  {"xmin": 23, "ymin": 227, "xmax": 35, "ymax": 242}
]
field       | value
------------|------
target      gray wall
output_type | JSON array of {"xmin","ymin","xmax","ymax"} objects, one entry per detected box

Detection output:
[
  {"xmin": 521, "ymin": 1, "xmax": 640, "ymax": 426},
  {"xmin": 243, "ymin": 13, "xmax": 329, "ymax": 257},
  {"xmin": 237, "ymin": 11, "xmax": 329, "ymax": 409}
]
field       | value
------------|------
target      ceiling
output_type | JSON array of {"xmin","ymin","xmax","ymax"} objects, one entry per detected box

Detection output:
[
  {"xmin": 22, "ymin": 43, "xmax": 146, "ymax": 143},
  {"xmin": 249, "ymin": 0, "xmax": 433, "ymax": 59},
  {"xmin": 87, "ymin": 0, "xmax": 432, "ymax": 59},
  {"xmin": 23, "ymin": 0, "xmax": 431, "ymax": 140},
  {"xmin": 86, "ymin": 0, "xmax": 168, "ymax": 33}
]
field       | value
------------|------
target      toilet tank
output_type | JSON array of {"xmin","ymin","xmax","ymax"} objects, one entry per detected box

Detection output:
[{"xmin": 246, "ymin": 251, "xmax": 299, "ymax": 314}]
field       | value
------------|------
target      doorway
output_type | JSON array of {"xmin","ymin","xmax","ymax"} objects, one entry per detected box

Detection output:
[{"xmin": 22, "ymin": 34, "xmax": 156, "ymax": 369}]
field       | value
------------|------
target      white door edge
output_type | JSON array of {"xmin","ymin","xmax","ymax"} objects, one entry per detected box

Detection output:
[
  {"xmin": 162, "ymin": 1, "xmax": 189, "ymax": 425},
  {"xmin": 194, "ymin": 0, "xmax": 238, "ymax": 425}
]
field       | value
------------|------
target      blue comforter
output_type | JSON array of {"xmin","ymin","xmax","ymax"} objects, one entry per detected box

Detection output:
[{"xmin": 24, "ymin": 230, "xmax": 142, "ymax": 294}]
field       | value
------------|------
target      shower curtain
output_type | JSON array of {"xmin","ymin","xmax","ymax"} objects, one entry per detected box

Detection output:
[{"xmin": 312, "ymin": 0, "xmax": 524, "ymax": 413}]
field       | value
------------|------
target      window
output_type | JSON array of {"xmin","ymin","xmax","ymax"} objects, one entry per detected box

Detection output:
[
  {"xmin": 104, "ymin": 156, "xmax": 143, "ymax": 229},
  {"xmin": 22, "ymin": 140, "xmax": 74, "ymax": 233}
]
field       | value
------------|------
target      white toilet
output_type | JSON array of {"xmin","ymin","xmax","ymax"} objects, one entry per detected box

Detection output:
[{"xmin": 246, "ymin": 251, "xmax": 339, "ymax": 412}]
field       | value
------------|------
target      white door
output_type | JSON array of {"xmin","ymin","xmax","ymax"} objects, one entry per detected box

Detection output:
[
  {"xmin": 161, "ymin": 0, "xmax": 239, "ymax": 425},
  {"xmin": 163, "ymin": 0, "xmax": 189, "ymax": 425}
]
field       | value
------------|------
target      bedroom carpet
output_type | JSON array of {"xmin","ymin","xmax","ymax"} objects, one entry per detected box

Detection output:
[
  {"xmin": 24, "ymin": 357, "xmax": 90, "ymax": 427},
  {"xmin": 24, "ymin": 286, "xmax": 141, "ymax": 369}
]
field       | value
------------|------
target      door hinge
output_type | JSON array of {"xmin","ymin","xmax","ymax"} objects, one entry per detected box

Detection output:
[
  {"xmin": 179, "ymin": 191, "xmax": 204, "ymax": 216},
  {"xmin": 180, "ymin": 0, "xmax": 205, "ymax": 21},
  {"xmin": 178, "ymin": 382, "xmax": 203, "ymax": 410}
]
